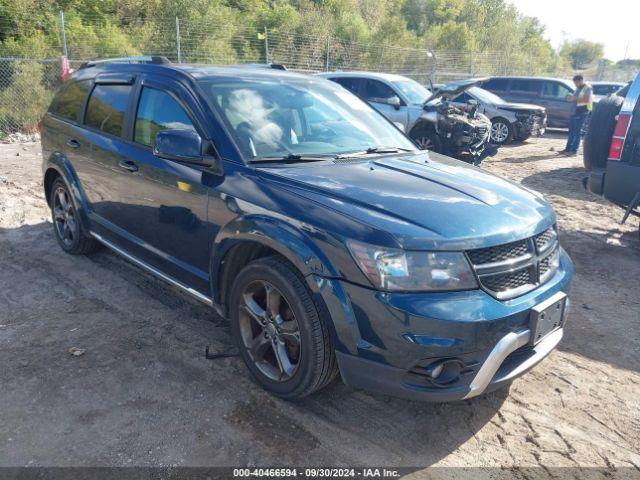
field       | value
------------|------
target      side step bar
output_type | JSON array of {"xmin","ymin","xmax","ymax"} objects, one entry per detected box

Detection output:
[{"xmin": 90, "ymin": 232, "xmax": 213, "ymax": 307}]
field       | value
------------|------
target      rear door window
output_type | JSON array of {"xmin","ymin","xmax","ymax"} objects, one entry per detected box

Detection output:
[
  {"xmin": 134, "ymin": 87, "xmax": 195, "ymax": 147},
  {"xmin": 332, "ymin": 77, "xmax": 364, "ymax": 96},
  {"xmin": 510, "ymin": 79, "xmax": 541, "ymax": 95},
  {"xmin": 49, "ymin": 80, "xmax": 91, "ymax": 122},
  {"xmin": 84, "ymin": 84, "xmax": 132, "ymax": 137}
]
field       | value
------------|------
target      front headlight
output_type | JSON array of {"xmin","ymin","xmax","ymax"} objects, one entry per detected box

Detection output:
[{"xmin": 347, "ymin": 240, "xmax": 478, "ymax": 292}]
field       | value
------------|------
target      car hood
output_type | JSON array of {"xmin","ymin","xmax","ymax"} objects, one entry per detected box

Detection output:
[
  {"xmin": 496, "ymin": 102, "xmax": 546, "ymax": 114},
  {"xmin": 425, "ymin": 77, "xmax": 489, "ymax": 105},
  {"xmin": 261, "ymin": 152, "xmax": 555, "ymax": 250}
]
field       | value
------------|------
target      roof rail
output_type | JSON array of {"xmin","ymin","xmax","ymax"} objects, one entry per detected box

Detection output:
[
  {"xmin": 79, "ymin": 56, "xmax": 171, "ymax": 69},
  {"xmin": 268, "ymin": 63, "xmax": 287, "ymax": 71},
  {"xmin": 237, "ymin": 63, "xmax": 288, "ymax": 71}
]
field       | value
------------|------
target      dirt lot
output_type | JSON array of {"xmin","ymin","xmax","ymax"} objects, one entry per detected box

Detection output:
[{"xmin": 1, "ymin": 134, "xmax": 639, "ymax": 476}]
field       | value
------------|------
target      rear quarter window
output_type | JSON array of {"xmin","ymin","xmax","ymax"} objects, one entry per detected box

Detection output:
[
  {"xmin": 84, "ymin": 84, "xmax": 132, "ymax": 137},
  {"xmin": 48, "ymin": 80, "xmax": 91, "ymax": 122}
]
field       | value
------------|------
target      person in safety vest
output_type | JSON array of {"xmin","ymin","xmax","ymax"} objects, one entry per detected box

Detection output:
[{"xmin": 560, "ymin": 74, "xmax": 592, "ymax": 156}]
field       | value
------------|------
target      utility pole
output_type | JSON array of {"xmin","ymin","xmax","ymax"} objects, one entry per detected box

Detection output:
[
  {"xmin": 623, "ymin": 41, "xmax": 630, "ymax": 61},
  {"xmin": 176, "ymin": 17, "xmax": 182, "ymax": 63},
  {"xmin": 264, "ymin": 26, "xmax": 270, "ymax": 64},
  {"xmin": 59, "ymin": 10, "xmax": 68, "ymax": 57}
]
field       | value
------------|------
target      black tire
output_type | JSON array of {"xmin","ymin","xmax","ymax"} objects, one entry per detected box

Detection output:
[
  {"xmin": 49, "ymin": 178, "xmax": 101, "ymax": 255},
  {"xmin": 229, "ymin": 256, "xmax": 338, "ymax": 399},
  {"xmin": 583, "ymin": 95, "xmax": 623, "ymax": 169},
  {"xmin": 489, "ymin": 117, "xmax": 513, "ymax": 145},
  {"xmin": 411, "ymin": 128, "xmax": 443, "ymax": 153}
]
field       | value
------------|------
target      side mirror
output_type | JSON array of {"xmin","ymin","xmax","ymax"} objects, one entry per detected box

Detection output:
[
  {"xmin": 154, "ymin": 129, "xmax": 203, "ymax": 163},
  {"xmin": 387, "ymin": 95, "xmax": 402, "ymax": 109},
  {"xmin": 371, "ymin": 96, "xmax": 402, "ymax": 109}
]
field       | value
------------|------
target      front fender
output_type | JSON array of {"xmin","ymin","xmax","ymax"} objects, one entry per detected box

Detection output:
[
  {"xmin": 211, "ymin": 215, "xmax": 341, "ymax": 297},
  {"xmin": 211, "ymin": 215, "xmax": 362, "ymax": 353}
]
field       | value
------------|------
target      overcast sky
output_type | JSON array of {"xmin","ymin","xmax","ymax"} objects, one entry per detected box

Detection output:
[{"xmin": 508, "ymin": 0, "xmax": 638, "ymax": 61}]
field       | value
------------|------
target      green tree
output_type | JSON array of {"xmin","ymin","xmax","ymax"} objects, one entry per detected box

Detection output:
[{"xmin": 560, "ymin": 39, "xmax": 604, "ymax": 70}]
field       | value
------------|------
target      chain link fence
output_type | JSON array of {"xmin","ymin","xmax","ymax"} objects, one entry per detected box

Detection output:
[{"xmin": 1, "ymin": 13, "xmax": 638, "ymax": 139}]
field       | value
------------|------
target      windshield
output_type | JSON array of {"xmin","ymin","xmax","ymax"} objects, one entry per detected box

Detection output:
[
  {"xmin": 468, "ymin": 86, "xmax": 505, "ymax": 104},
  {"xmin": 391, "ymin": 79, "xmax": 431, "ymax": 104},
  {"xmin": 198, "ymin": 77, "xmax": 416, "ymax": 161}
]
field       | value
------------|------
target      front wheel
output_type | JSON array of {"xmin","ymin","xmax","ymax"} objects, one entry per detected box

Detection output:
[
  {"xmin": 230, "ymin": 256, "xmax": 338, "ymax": 399},
  {"xmin": 490, "ymin": 118, "xmax": 513, "ymax": 145},
  {"xmin": 412, "ymin": 130, "xmax": 443, "ymax": 153}
]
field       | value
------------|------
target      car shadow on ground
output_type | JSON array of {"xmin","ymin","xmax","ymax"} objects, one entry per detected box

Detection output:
[
  {"xmin": 519, "ymin": 166, "xmax": 598, "ymax": 202},
  {"xmin": 495, "ymin": 152, "xmax": 566, "ymax": 163},
  {"xmin": 557, "ymin": 226, "xmax": 640, "ymax": 374},
  {"xmin": 497, "ymin": 131, "xmax": 567, "ymax": 151},
  {"xmin": 0, "ymin": 221, "xmax": 509, "ymax": 467}
]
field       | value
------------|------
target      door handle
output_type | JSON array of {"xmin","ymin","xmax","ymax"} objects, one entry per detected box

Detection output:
[
  {"xmin": 67, "ymin": 139, "xmax": 80, "ymax": 148},
  {"xmin": 118, "ymin": 160, "xmax": 139, "ymax": 172}
]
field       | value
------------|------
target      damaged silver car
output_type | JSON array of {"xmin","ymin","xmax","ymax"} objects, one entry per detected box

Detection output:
[
  {"xmin": 448, "ymin": 85, "xmax": 547, "ymax": 145},
  {"xmin": 318, "ymin": 72, "xmax": 494, "ymax": 164}
]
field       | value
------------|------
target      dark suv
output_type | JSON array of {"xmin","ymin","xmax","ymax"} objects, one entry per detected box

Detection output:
[
  {"xmin": 42, "ymin": 57, "xmax": 573, "ymax": 401},
  {"xmin": 584, "ymin": 73, "xmax": 640, "ymax": 227},
  {"xmin": 482, "ymin": 76, "xmax": 575, "ymax": 128}
]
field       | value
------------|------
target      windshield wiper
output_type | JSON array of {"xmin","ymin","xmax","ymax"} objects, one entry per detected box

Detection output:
[
  {"xmin": 335, "ymin": 146, "xmax": 414, "ymax": 159},
  {"xmin": 248, "ymin": 153, "xmax": 332, "ymax": 164}
]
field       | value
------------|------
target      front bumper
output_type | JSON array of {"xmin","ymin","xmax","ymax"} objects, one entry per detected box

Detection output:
[
  {"xmin": 337, "ymin": 326, "xmax": 564, "ymax": 401},
  {"xmin": 514, "ymin": 115, "xmax": 547, "ymax": 139},
  {"xmin": 320, "ymin": 250, "xmax": 573, "ymax": 402}
]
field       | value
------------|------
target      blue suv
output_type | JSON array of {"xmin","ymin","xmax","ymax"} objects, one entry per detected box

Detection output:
[{"xmin": 42, "ymin": 57, "xmax": 573, "ymax": 401}]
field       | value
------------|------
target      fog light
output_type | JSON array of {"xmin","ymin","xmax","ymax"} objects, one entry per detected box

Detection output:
[
  {"xmin": 428, "ymin": 363, "xmax": 444, "ymax": 379},
  {"xmin": 426, "ymin": 359, "xmax": 464, "ymax": 385}
]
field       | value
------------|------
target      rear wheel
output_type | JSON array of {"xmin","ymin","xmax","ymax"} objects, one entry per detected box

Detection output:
[
  {"xmin": 583, "ymin": 95, "xmax": 624, "ymax": 169},
  {"xmin": 50, "ymin": 178, "xmax": 100, "ymax": 255},
  {"xmin": 230, "ymin": 256, "xmax": 338, "ymax": 399}
]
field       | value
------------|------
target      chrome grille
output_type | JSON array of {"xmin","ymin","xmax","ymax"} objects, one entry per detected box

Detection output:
[{"xmin": 467, "ymin": 228, "xmax": 560, "ymax": 300}]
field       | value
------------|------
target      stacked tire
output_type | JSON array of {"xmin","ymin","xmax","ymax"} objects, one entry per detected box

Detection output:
[{"xmin": 583, "ymin": 95, "xmax": 624, "ymax": 170}]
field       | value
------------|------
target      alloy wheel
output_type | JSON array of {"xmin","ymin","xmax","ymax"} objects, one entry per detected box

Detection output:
[
  {"xmin": 415, "ymin": 136, "xmax": 434, "ymax": 150},
  {"xmin": 53, "ymin": 186, "xmax": 77, "ymax": 247},
  {"xmin": 491, "ymin": 122, "xmax": 510, "ymax": 143},
  {"xmin": 238, "ymin": 280, "xmax": 301, "ymax": 381}
]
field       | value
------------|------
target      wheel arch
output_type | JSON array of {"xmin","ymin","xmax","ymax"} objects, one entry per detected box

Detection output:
[
  {"xmin": 408, "ymin": 118, "xmax": 436, "ymax": 138},
  {"xmin": 211, "ymin": 216, "xmax": 340, "ymax": 314},
  {"xmin": 43, "ymin": 155, "xmax": 92, "ymax": 233}
]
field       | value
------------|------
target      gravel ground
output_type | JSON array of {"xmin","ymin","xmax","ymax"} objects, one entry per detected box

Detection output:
[{"xmin": 0, "ymin": 135, "xmax": 639, "ymax": 476}]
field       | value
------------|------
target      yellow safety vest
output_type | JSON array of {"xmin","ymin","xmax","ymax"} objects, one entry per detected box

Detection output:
[{"xmin": 576, "ymin": 83, "xmax": 593, "ymax": 112}]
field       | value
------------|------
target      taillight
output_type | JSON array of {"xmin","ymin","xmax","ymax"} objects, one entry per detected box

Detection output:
[{"xmin": 608, "ymin": 113, "xmax": 632, "ymax": 161}]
